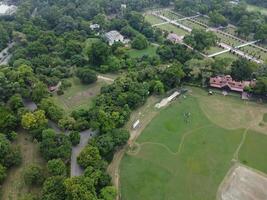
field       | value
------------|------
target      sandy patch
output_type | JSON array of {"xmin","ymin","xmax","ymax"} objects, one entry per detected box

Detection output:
[{"xmin": 218, "ymin": 164, "xmax": 267, "ymax": 200}]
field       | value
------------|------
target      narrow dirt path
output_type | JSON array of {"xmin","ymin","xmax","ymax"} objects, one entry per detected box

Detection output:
[
  {"xmin": 97, "ymin": 75, "xmax": 114, "ymax": 82},
  {"xmin": 233, "ymin": 128, "xmax": 249, "ymax": 161},
  {"xmin": 128, "ymin": 124, "xmax": 213, "ymax": 156}
]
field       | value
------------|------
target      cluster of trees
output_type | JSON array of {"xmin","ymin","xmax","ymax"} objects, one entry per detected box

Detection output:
[
  {"xmin": 0, "ymin": 133, "xmax": 21, "ymax": 183},
  {"xmin": 184, "ymin": 29, "xmax": 218, "ymax": 52},
  {"xmin": 157, "ymin": 40, "xmax": 200, "ymax": 63},
  {"xmin": 72, "ymin": 61, "xmax": 186, "ymax": 134}
]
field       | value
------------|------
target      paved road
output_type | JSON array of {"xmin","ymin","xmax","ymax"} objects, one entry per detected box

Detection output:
[
  {"xmin": 152, "ymin": 12, "xmax": 192, "ymax": 32},
  {"xmin": 71, "ymin": 130, "xmax": 97, "ymax": 177},
  {"xmin": 0, "ymin": 42, "xmax": 14, "ymax": 65},
  {"xmin": 97, "ymin": 75, "xmax": 114, "ymax": 82},
  {"xmin": 23, "ymin": 99, "xmax": 96, "ymax": 177},
  {"xmin": 22, "ymin": 99, "xmax": 37, "ymax": 111},
  {"xmin": 209, "ymin": 42, "xmax": 263, "ymax": 64}
]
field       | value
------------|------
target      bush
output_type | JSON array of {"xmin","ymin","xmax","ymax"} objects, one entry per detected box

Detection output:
[
  {"xmin": 77, "ymin": 146, "xmax": 101, "ymax": 169},
  {"xmin": 47, "ymin": 159, "xmax": 66, "ymax": 176},
  {"xmin": 76, "ymin": 68, "xmax": 97, "ymax": 84},
  {"xmin": 23, "ymin": 164, "xmax": 44, "ymax": 185},
  {"xmin": 0, "ymin": 164, "xmax": 6, "ymax": 183},
  {"xmin": 57, "ymin": 89, "xmax": 64, "ymax": 96},
  {"xmin": 69, "ymin": 131, "xmax": 80, "ymax": 146},
  {"xmin": 131, "ymin": 35, "xmax": 149, "ymax": 50}
]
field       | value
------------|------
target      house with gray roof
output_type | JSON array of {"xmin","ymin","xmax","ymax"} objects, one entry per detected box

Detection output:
[{"xmin": 104, "ymin": 30, "xmax": 124, "ymax": 46}]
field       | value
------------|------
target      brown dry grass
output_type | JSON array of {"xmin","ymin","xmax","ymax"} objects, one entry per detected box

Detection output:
[{"xmin": 1, "ymin": 132, "xmax": 46, "ymax": 200}]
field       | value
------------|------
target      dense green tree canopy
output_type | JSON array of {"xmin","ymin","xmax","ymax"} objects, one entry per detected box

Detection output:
[
  {"xmin": 184, "ymin": 29, "xmax": 218, "ymax": 51},
  {"xmin": 23, "ymin": 164, "xmax": 44, "ymax": 186},
  {"xmin": 47, "ymin": 159, "xmax": 67, "ymax": 176},
  {"xmin": 76, "ymin": 68, "xmax": 97, "ymax": 84},
  {"xmin": 77, "ymin": 146, "xmax": 102, "ymax": 169},
  {"xmin": 42, "ymin": 176, "xmax": 66, "ymax": 200},
  {"xmin": 40, "ymin": 129, "xmax": 72, "ymax": 161}
]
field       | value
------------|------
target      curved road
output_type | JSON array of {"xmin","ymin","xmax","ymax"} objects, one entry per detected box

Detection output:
[
  {"xmin": 23, "ymin": 100, "xmax": 95, "ymax": 177},
  {"xmin": 0, "ymin": 42, "xmax": 14, "ymax": 65}
]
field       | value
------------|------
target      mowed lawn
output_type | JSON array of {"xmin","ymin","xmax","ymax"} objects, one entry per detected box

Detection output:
[
  {"xmin": 1, "ymin": 132, "xmax": 46, "ymax": 200},
  {"xmin": 127, "ymin": 45, "xmax": 158, "ymax": 58},
  {"xmin": 120, "ymin": 87, "xmax": 267, "ymax": 200},
  {"xmin": 158, "ymin": 23, "xmax": 189, "ymax": 36},
  {"xmin": 144, "ymin": 14, "xmax": 165, "ymax": 25},
  {"xmin": 53, "ymin": 77, "xmax": 110, "ymax": 113}
]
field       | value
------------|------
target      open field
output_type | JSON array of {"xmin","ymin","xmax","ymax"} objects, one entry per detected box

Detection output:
[
  {"xmin": 144, "ymin": 13, "xmax": 189, "ymax": 36},
  {"xmin": 204, "ymin": 46, "xmax": 225, "ymax": 55},
  {"xmin": 223, "ymin": 26, "xmax": 238, "ymax": 37},
  {"xmin": 127, "ymin": 45, "xmax": 158, "ymax": 58},
  {"xmin": 247, "ymin": 4, "xmax": 267, "ymax": 16},
  {"xmin": 215, "ymin": 32, "xmax": 244, "ymax": 47},
  {"xmin": 1, "ymin": 132, "xmax": 46, "ymax": 200},
  {"xmin": 159, "ymin": 23, "xmax": 189, "ymax": 36},
  {"xmin": 144, "ymin": 14, "xmax": 165, "ymax": 25},
  {"xmin": 158, "ymin": 10, "xmax": 183, "ymax": 20},
  {"xmin": 195, "ymin": 16, "xmax": 210, "ymax": 25},
  {"xmin": 219, "ymin": 164, "xmax": 267, "ymax": 200},
  {"xmin": 53, "ymin": 77, "xmax": 112, "ymax": 113},
  {"xmin": 240, "ymin": 45, "xmax": 267, "ymax": 61},
  {"xmin": 181, "ymin": 19, "xmax": 206, "ymax": 30},
  {"xmin": 120, "ymin": 87, "xmax": 267, "ymax": 200},
  {"xmin": 213, "ymin": 51, "xmax": 238, "ymax": 60}
]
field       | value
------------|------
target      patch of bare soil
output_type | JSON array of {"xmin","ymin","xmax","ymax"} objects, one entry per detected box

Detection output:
[{"xmin": 218, "ymin": 163, "xmax": 267, "ymax": 200}]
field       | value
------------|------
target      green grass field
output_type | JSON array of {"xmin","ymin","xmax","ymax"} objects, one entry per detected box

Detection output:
[
  {"xmin": 158, "ymin": 23, "xmax": 189, "ymax": 36},
  {"xmin": 53, "ymin": 77, "xmax": 110, "ymax": 113},
  {"xmin": 120, "ymin": 87, "xmax": 267, "ymax": 200},
  {"xmin": 247, "ymin": 4, "xmax": 267, "ymax": 16},
  {"xmin": 144, "ymin": 13, "xmax": 189, "ymax": 36},
  {"xmin": 159, "ymin": 10, "xmax": 183, "ymax": 21},
  {"xmin": 214, "ymin": 51, "xmax": 239, "ymax": 60},
  {"xmin": 127, "ymin": 45, "xmax": 158, "ymax": 58},
  {"xmin": 181, "ymin": 19, "xmax": 206, "ymax": 30},
  {"xmin": 204, "ymin": 46, "xmax": 224, "ymax": 55},
  {"xmin": 1, "ymin": 132, "xmax": 46, "ymax": 200},
  {"xmin": 215, "ymin": 32, "xmax": 244, "ymax": 47},
  {"xmin": 240, "ymin": 45, "xmax": 267, "ymax": 61},
  {"xmin": 144, "ymin": 14, "xmax": 165, "ymax": 25}
]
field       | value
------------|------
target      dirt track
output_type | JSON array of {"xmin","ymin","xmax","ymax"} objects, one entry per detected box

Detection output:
[
  {"xmin": 218, "ymin": 163, "xmax": 267, "ymax": 200},
  {"xmin": 107, "ymin": 96, "xmax": 160, "ymax": 200}
]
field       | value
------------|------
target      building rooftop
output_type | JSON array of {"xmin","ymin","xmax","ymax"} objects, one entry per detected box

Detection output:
[
  {"xmin": 167, "ymin": 33, "xmax": 184, "ymax": 43},
  {"xmin": 105, "ymin": 30, "xmax": 123, "ymax": 41},
  {"xmin": 0, "ymin": 3, "xmax": 17, "ymax": 16},
  {"xmin": 210, "ymin": 75, "xmax": 254, "ymax": 92}
]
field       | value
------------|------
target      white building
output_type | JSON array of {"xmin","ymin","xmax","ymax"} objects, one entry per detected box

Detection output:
[
  {"xmin": 0, "ymin": 3, "xmax": 17, "ymax": 16},
  {"xmin": 132, "ymin": 120, "xmax": 140, "ymax": 129},
  {"xmin": 90, "ymin": 24, "xmax": 100, "ymax": 30},
  {"xmin": 104, "ymin": 30, "xmax": 124, "ymax": 46}
]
